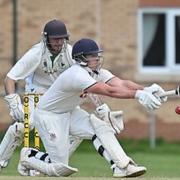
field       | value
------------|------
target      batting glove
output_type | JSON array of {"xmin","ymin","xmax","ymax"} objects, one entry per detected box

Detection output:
[
  {"xmin": 135, "ymin": 90, "xmax": 161, "ymax": 110},
  {"xmin": 144, "ymin": 83, "xmax": 167, "ymax": 102},
  {"xmin": 4, "ymin": 93, "xmax": 24, "ymax": 122}
]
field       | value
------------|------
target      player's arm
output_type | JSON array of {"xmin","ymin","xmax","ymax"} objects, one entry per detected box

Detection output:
[
  {"xmin": 107, "ymin": 77, "xmax": 144, "ymax": 91},
  {"xmin": 4, "ymin": 46, "xmax": 41, "ymax": 94},
  {"xmin": 85, "ymin": 81, "xmax": 137, "ymax": 99},
  {"xmin": 107, "ymin": 77, "xmax": 168, "ymax": 102},
  {"xmin": 4, "ymin": 76, "xmax": 16, "ymax": 95},
  {"xmin": 4, "ymin": 76, "xmax": 24, "ymax": 122},
  {"xmin": 3, "ymin": 49, "xmax": 39, "ymax": 121},
  {"xmin": 85, "ymin": 81, "xmax": 161, "ymax": 110}
]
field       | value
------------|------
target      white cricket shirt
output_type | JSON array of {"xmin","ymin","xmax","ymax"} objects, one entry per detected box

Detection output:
[
  {"xmin": 38, "ymin": 64, "xmax": 114, "ymax": 113},
  {"xmin": 7, "ymin": 41, "xmax": 74, "ymax": 93}
]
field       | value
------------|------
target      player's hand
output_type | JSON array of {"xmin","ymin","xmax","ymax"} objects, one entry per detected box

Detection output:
[
  {"xmin": 135, "ymin": 90, "xmax": 161, "ymax": 110},
  {"xmin": 4, "ymin": 93, "xmax": 24, "ymax": 122},
  {"xmin": 144, "ymin": 83, "xmax": 167, "ymax": 102}
]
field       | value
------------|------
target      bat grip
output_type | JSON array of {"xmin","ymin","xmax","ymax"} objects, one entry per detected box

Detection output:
[{"xmin": 159, "ymin": 90, "xmax": 176, "ymax": 97}]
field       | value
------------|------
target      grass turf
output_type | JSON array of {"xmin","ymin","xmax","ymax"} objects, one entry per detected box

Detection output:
[{"xmin": 1, "ymin": 139, "xmax": 180, "ymax": 178}]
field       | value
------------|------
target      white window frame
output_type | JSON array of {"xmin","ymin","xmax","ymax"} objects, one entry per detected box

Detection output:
[{"xmin": 137, "ymin": 8, "xmax": 180, "ymax": 81}]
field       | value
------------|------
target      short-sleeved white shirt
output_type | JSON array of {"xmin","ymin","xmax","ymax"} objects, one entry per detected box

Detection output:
[
  {"xmin": 38, "ymin": 64, "xmax": 114, "ymax": 113},
  {"xmin": 7, "ymin": 41, "xmax": 74, "ymax": 93}
]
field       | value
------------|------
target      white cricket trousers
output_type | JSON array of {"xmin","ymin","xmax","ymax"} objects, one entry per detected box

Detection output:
[{"xmin": 34, "ymin": 107, "xmax": 94, "ymax": 165}]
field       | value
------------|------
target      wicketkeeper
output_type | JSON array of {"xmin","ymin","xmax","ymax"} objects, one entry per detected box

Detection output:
[
  {"xmin": 1, "ymin": 19, "xmax": 82, "ymax": 173},
  {"xmin": 18, "ymin": 38, "xmax": 167, "ymax": 177}
]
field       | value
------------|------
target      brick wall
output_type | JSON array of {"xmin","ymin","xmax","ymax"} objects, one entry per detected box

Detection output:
[
  {"xmin": 139, "ymin": 0, "xmax": 180, "ymax": 7},
  {"xmin": 0, "ymin": 0, "xmax": 180, "ymax": 140}
]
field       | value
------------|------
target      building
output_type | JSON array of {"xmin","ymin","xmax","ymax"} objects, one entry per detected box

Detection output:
[{"xmin": 0, "ymin": 0, "xmax": 180, "ymax": 141}]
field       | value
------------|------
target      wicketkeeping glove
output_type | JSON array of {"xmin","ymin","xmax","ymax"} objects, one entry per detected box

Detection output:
[
  {"xmin": 4, "ymin": 93, "xmax": 24, "ymax": 122},
  {"xmin": 135, "ymin": 90, "xmax": 161, "ymax": 110},
  {"xmin": 144, "ymin": 83, "xmax": 167, "ymax": 102},
  {"xmin": 96, "ymin": 103, "xmax": 124, "ymax": 134}
]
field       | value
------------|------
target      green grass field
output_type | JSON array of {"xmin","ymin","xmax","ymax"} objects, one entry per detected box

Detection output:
[{"xmin": 1, "ymin": 139, "xmax": 180, "ymax": 179}]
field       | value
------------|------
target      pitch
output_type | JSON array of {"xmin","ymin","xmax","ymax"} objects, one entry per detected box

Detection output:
[{"xmin": 0, "ymin": 177, "xmax": 180, "ymax": 180}]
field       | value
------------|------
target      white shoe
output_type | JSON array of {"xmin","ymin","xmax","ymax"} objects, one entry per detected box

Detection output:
[
  {"xmin": 18, "ymin": 162, "xmax": 41, "ymax": 176},
  {"xmin": 0, "ymin": 160, "xmax": 8, "ymax": 171},
  {"xmin": 17, "ymin": 161, "xmax": 29, "ymax": 176},
  {"xmin": 113, "ymin": 163, "xmax": 147, "ymax": 178}
]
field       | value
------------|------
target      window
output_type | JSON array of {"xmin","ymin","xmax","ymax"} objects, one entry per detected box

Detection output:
[
  {"xmin": 143, "ymin": 14, "xmax": 165, "ymax": 66},
  {"xmin": 175, "ymin": 16, "xmax": 180, "ymax": 64},
  {"xmin": 137, "ymin": 8, "xmax": 180, "ymax": 80}
]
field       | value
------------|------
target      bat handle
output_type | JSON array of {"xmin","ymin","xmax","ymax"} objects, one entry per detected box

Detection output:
[
  {"xmin": 159, "ymin": 90, "xmax": 176, "ymax": 97},
  {"xmin": 158, "ymin": 86, "xmax": 180, "ymax": 97}
]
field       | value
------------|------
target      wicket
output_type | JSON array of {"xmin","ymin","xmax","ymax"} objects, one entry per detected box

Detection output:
[{"xmin": 23, "ymin": 93, "xmax": 42, "ymax": 149}]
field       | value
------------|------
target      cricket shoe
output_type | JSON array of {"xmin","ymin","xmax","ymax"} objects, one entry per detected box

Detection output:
[
  {"xmin": 113, "ymin": 162, "xmax": 147, "ymax": 178},
  {"xmin": 0, "ymin": 160, "xmax": 8, "ymax": 172},
  {"xmin": 18, "ymin": 162, "xmax": 41, "ymax": 176},
  {"xmin": 18, "ymin": 160, "xmax": 30, "ymax": 176}
]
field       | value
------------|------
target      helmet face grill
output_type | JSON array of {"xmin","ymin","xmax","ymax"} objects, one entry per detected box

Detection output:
[
  {"xmin": 43, "ymin": 19, "xmax": 69, "ymax": 38},
  {"xmin": 72, "ymin": 38, "xmax": 103, "ymax": 61}
]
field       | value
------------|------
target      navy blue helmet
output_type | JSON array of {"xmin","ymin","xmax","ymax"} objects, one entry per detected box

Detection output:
[
  {"xmin": 72, "ymin": 38, "xmax": 103, "ymax": 62},
  {"xmin": 43, "ymin": 19, "xmax": 69, "ymax": 39}
]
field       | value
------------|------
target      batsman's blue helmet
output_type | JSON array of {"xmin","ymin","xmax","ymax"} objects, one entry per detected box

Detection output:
[
  {"xmin": 43, "ymin": 19, "xmax": 69, "ymax": 39},
  {"xmin": 72, "ymin": 38, "xmax": 103, "ymax": 61}
]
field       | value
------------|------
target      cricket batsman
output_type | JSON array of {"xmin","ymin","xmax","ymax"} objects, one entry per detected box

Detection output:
[{"xmin": 18, "ymin": 38, "xmax": 167, "ymax": 177}]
